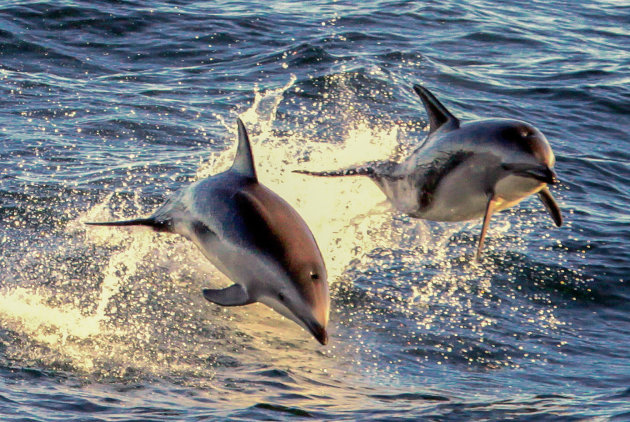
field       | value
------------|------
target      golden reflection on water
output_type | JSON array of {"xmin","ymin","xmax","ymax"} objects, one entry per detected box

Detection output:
[
  {"xmin": 0, "ymin": 76, "xmax": 404, "ymax": 383},
  {"xmin": 0, "ymin": 75, "xmax": 566, "ymax": 385}
]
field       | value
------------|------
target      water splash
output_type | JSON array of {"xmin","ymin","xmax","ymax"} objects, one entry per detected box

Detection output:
[
  {"xmin": 0, "ymin": 74, "xmax": 406, "ymax": 380},
  {"xmin": 0, "ymin": 74, "xmax": 578, "ymax": 383}
]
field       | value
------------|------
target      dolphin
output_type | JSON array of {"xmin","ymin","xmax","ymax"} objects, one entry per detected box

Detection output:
[
  {"xmin": 295, "ymin": 84, "xmax": 562, "ymax": 260},
  {"xmin": 87, "ymin": 119, "xmax": 330, "ymax": 345}
]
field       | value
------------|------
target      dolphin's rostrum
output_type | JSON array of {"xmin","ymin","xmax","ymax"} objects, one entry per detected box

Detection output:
[
  {"xmin": 296, "ymin": 85, "xmax": 562, "ymax": 259},
  {"xmin": 87, "ymin": 119, "xmax": 330, "ymax": 345}
]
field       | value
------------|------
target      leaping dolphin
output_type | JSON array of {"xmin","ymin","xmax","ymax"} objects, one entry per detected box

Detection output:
[
  {"xmin": 295, "ymin": 84, "xmax": 562, "ymax": 260},
  {"xmin": 87, "ymin": 119, "xmax": 330, "ymax": 345}
]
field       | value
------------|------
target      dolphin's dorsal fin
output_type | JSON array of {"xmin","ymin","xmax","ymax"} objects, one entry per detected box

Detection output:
[
  {"xmin": 231, "ymin": 118, "xmax": 258, "ymax": 180},
  {"xmin": 413, "ymin": 85, "xmax": 460, "ymax": 134}
]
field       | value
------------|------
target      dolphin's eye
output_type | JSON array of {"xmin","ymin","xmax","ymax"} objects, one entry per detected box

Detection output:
[
  {"xmin": 278, "ymin": 292, "xmax": 285, "ymax": 302},
  {"xmin": 310, "ymin": 273, "xmax": 320, "ymax": 281}
]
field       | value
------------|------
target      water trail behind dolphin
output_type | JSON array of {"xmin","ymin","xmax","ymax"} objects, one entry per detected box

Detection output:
[
  {"xmin": 0, "ymin": 74, "xmax": 575, "ymax": 383},
  {"xmin": 0, "ymin": 76, "xmax": 406, "ymax": 380}
]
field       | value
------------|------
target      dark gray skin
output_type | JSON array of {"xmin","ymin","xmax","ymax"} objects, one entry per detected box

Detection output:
[
  {"xmin": 296, "ymin": 85, "xmax": 562, "ymax": 260},
  {"xmin": 87, "ymin": 119, "xmax": 330, "ymax": 345}
]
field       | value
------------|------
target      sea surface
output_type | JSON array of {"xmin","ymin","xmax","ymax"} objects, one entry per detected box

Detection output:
[{"xmin": 0, "ymin": 0, "xmax": 629, "ymax": 420}]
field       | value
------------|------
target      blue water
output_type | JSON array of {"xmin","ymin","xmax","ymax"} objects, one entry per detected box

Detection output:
[{"xmin": 1, "ymin": 0, "xmax": 629, "ymax": 420}]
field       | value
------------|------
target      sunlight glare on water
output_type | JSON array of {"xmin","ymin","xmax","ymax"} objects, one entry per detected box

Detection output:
[
  {"xmin": 0, "ymin": 0, "xmax": 627, "ymax": 417},
  {"xmin": 0, "ymin": 73, "xmax": 576, "ymax": 382},
  {"xmin": 0, "ymin": 74, "xmax": 413, "ymax": 383}
]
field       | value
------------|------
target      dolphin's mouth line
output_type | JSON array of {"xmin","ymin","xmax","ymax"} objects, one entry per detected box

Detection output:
[
  {"xmin": 502, "ymin": 164, "xmax": 558, "ymax": 185},
  {"xmin": 304, "ymin": 319, "xmax": 328, "ymax": 345},
  {"xmin": 521, "ymin": 167, "xmax": 558, "ymax": 185}
]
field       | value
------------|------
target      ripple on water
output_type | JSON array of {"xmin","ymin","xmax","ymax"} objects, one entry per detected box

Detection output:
[{"xmin": 0, "ymin": 0, "xmax": 629, "ymax": 419}]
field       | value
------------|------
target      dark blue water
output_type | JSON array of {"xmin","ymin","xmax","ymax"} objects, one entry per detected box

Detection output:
[{"xmin": 1, "ymin": 0, "xmax": 629, "ymax": 420}]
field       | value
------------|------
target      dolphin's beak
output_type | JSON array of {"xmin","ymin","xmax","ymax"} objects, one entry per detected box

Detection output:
[
  {"xmin": 503, "ymin": 164, "xmax": 558, "ymax": 185},
  {"xmin": 523, "ymin": 166, "xmax": 558, "ymax": 185},
  {"xmin": 305, "ymin": 319, "xmax": 328, "ymax": 345}
]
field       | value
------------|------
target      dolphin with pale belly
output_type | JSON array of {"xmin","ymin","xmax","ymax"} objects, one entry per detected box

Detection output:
[
  {"xmin": 296, "ymin": 84, "xmax": 562, "ymax": 259},
  {"xmin": 87, "ymin": 119, "xmax": 330, "ymax": 345}
]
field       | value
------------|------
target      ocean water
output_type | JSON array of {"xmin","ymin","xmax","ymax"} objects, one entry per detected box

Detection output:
[{"xmin": 0, "ymin": 0, "xmax": 629, "ymax": 420}]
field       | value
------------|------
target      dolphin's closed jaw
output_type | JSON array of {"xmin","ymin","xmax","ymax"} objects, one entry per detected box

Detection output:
[
  {"xmin": 543, "ymin": 167, "xmax": 558, "ymax": 185},
  {"xmin": 525, "ymin": 166, "xmax": 558, "ymax": 185},
  {"xmin": 503, "ymin": 164, "xmax": 558, "ymax": 185},
  {"xmin": 307, "ymin": 321, "xmax": 328, "ymax": 345}
]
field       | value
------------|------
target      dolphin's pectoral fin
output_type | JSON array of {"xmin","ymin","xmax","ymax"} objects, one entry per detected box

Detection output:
[
  {"xmin": 538, "ymin": 187, "xmax": 563, "ymax": 227},
  {"xmin": 476, "ymin": 194, "xmax": 498, "ymax": 262},
  {"xmin": 203, "ymin": 284, "xmax": 252, "ymax": 307}
]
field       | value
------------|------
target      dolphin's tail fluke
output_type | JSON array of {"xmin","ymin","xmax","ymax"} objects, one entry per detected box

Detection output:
[
  {"xmin": 85, "ymin": 217, "xmax": 171, "ymax": 232},
  {"xmin": 293, "ymin": 166, "xmax": 375, "ymax": 177}
]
